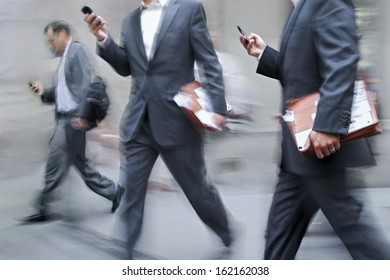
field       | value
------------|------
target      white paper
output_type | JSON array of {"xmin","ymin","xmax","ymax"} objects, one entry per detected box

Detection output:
[
  {"xmin": 194, "ymin": 109, "xmax": 221, "ymax": 131},
  {"xmin": 348, "ymin": 84, "xmax": 374, "ymax": 133},
  {"xmin": 174, "ymin": 90, "xmax": 221, "ymax": 131},
  {"xmin": 282, "ymin": 110, "xmax": 295, "ymax": 122},
  {"xmin": 194, "ymin": 87, "xmax": 213, "ymax": 111},
  {"xmin": 173, "ymin": 92, "xmax": 193, "ymax": 110},
  {"xmin": 295, "ymin": 128, "xmax": 312, "ymax": 149}
]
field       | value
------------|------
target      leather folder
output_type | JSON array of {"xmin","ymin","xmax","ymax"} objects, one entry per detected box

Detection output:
[
  {"xmin": 286, "ymin": 81, "xmax": 381, "ymax": 152},
  {"xmin": 174, "ymin": 81, "xmax": 230, "ymax": 131}
]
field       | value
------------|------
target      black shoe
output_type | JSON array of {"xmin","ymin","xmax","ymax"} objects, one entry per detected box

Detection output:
[
  {"xmin": 111, "ymin": 183, "xmax": 125, "ymax": 213},
  {"xmin": 19, "ymin": 211, "xmax": 57, "ymax": 224}
]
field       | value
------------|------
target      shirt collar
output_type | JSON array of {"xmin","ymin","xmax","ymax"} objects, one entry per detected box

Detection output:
[
  {"xmin": 62, "ymin": 38, "xmax": 72, "ymax": 58},
  {"xmin": 291, "ymin": 0, "xmax": 300, "ymax": 6},
  {"xmin": 140, "ymin": 0, "xmax": 168, "ymax": 11}
]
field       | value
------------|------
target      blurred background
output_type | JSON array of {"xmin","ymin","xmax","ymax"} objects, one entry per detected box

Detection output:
[{"xmin": 0, "ymin": 0, "xmax": 389, "ymax": 260}]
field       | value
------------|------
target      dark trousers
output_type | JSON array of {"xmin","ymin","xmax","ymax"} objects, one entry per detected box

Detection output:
[
  {"xmin": 37, "ymin": 118, "xmax": 116, "ymax": 212},
  {"xmin": 117, "ymin": 121, "xmax": 232, "ymax": 259},
  {"xmin": 264, "ymin": 168, "xmax": 390, "ymax": 259}
]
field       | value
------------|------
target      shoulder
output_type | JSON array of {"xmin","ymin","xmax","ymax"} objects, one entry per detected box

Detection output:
[
  {"xmin": 71, "ymin": 42, "xmax": 92, "ymax": 58},
  {"xmin": 309, "ymin": 0, "xmax": 355, "ymax": 12},
  {"xmin": 68, "ymin": 42, "xmax": 94, "ymax": 64},
  {"xmin": 69, "ymin": 41, "xmax": 87, "ymax": 55},
  {"xmin": 301, "ymin": 0, "xmax": 356, "ymax": 24}
]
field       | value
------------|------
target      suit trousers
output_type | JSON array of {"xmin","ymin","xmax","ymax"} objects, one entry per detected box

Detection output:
[
  {"xmin": 36, "ymin": 117, "xmax": 116, "ymax": 212},
  {"xmin": 264, "ymin": 167, "xmax": 390, "ymax": 259},
  {"xmin": 117, "ymin": 121, "xmax": 232, "ymax": 259}
]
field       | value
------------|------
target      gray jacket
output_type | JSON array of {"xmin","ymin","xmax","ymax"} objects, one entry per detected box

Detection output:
[{"xmin": 98, "ymin": 0, "xmax": 226, "ymax": 146}]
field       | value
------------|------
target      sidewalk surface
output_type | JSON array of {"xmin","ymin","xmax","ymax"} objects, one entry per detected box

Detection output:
[{"xmin": 1, "ymin": 113, "xmax": 390, "ymax": 260}]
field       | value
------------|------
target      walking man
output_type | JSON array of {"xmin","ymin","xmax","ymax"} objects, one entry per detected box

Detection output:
[
  {"xmin": 240, "ymin": 0, "xmax": 390, "ymax": 259},
  {"xmin": 23, "ymin": 20, "xmax": 124, "ymax": 223},
  {"xmin": 84, "ymin": 0, "xmax": 234, "ymax": 259}
]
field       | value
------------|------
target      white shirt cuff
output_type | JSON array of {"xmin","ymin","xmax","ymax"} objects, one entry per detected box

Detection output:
[
  {"xmin": 97, "ymin": 34, "xmax": 110, "ymax": 47},
  {"xmin": 257, "ymin": 51, "xmax": 264, "ymax": 61}
]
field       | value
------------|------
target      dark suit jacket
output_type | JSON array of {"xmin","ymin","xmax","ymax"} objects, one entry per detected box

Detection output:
[
  {"xmin": 41, "ymin": 41, "xmax": 96, "ymax": 125},
  {"xmin": 97, "ymin": 0, "xmax": 226, "ymax": 146},
  {"xmin": 257, "ymin": 0, "xmax": 375, "ymax": 176}
]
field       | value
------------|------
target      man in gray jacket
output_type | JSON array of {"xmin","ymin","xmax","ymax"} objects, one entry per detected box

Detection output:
[{"xmin": 23, "ymin": 20, "xmax": 124, "ymax": 223}]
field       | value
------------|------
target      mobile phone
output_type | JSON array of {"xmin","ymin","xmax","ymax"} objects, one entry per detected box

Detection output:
[
  {"xmin": 237, "ymin": 25, "xmax": 249, "ymax": 44},
  {"xmin": 81, "ymin": 5, "xmax": 93, "ymax": 15}
]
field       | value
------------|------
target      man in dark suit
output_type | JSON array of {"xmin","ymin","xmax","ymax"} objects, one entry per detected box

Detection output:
[
  {"xmin": 240, "ymin": 0, "xmax": 390, "ymax": 259},
  {"xmin": 23, "ymin": 20, "xmax": 124, "ymax": 223},
  {"xmin": 84, "ymin": 0, "xmax": 233, "ymax": 259}
]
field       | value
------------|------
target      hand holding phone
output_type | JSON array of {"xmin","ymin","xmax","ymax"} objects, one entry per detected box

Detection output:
[
  {"xmin": 28, "ymin": 80, "xmax": 44, "ymax": 96},
  {"xmin": 81, "ymin": 5, "xmax": 93, "ymax": 15},
  {"xmin": 81, "ymin": 5, "xmax": 100, "ymax": 24},
  {"xmin": 237, "ymin": 25, "xmax": 250, "ymax": 45},
  {"xmin": 82, "ymin": 5, "xmax": 107, "ymax": 41}
]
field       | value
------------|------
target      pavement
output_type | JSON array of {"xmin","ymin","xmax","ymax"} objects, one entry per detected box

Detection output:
[{"xmin": 1, "ymin": 111, "xmax": 390, "ymax": 260}]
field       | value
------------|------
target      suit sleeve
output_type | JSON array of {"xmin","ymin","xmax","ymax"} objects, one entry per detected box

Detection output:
[
  {"xmin": 41, "ymin": 87, "xmax": 55, "ymax": 103},
  {"xmin": 256, "ymin": 46, "xmax": 280, "ymax": 80},
  {"xmin": 97, "ymin": 19, "xmax": 131, "ymax": 77},
  {"xmin": 68, "ymin": 45, "xmax": 95, "ymax": 117},
  {"xmin": 312, "ymin": 3, "xmax": 359, "ymax": 135},
  {"xmin": 189, "ymin": 1, "xmax": 226, "ymax": 115}
]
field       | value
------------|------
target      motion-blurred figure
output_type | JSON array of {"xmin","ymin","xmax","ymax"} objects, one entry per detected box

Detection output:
[
  {"xmin": 240, "ymin": 0, "xmax": 390, "ymax": 259},
  {"xmin": 22, "ymin": 20, "xmax": 124, "ymax": 223},
  {"xmin": 84, "ymin": 0, "xmax": 234, "ymax": 259}
]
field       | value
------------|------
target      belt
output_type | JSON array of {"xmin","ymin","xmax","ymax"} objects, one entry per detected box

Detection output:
[{"xmin": 56, "ymin": 112, "xmax": 73, "ymax": 119}]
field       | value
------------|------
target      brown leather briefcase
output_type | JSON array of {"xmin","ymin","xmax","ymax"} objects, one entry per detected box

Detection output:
[{"xmin": 287, "ymin": 81, "xmax": 381, "ymax": 151}]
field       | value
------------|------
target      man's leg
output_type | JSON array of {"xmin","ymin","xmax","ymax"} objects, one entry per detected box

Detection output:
[
  {"xmin": 264, "ymin": 168, "xmax": 318, "ymax": 259},
  {"xmin": 117, "ymin": 129, "xmax": 159, "ymax": 259},
  {"xmin": 161, "ymin": 139, "xmax": 233, "ymax": 247},
  {"xmin": 304, "ymin": 170, "xmax": 390, "ymax": 259},
  {"xmin": 70, "ymin": 127, "xmax": 116, "ymax": 201},
  {"xmin": 36, "ymin": 119, "xmax": 72, "ymax": 212}
]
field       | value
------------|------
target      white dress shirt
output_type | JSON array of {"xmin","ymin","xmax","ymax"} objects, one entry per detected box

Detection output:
[
  {"xmin": 98, "ymin": 0, "xmax": 169, "ymax": 61},
  {"xmin": 140, "ymin": 0, "xmax": 168, "ymax": 60},
  {"xmin": 56, "ymin": 39, "xmax": 78, "ymax": 113}
]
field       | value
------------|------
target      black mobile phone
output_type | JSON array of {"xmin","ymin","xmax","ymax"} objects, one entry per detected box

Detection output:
[
  {"xmin": 237, "ymin": 25, "xmax": 249, "ymax": 44},
  {"xmin": 81, "ymin": 5, "xmax": 93, "ymax": 14}
]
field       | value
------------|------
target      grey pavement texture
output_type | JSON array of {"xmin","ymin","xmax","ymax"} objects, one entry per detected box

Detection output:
[{"xmin": 1, "ymin": 112, "xmax": 390, "ymax": 259}]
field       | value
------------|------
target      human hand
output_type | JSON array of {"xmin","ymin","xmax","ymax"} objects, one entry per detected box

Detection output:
[
  {"xmin": 300, "ymin": 130, "xmax": 341, "ymax": 159},
  {"xmin": 84, "ymin": 13, "xmax": 108, "ymax": 42},
  {"xmin": 28, "ymin": 80, "xmax": 44, "ymax": 96},
  {"xmin": 214, "ymin": 113, "xmax": 227, "ymax": 129},
  {"xmin": 240, "ymin": 33, "xmax": 267, "ymax": 58},
  {"xmin": 71, "ymin": 116, "xmax": 89, "ymax": 131}
]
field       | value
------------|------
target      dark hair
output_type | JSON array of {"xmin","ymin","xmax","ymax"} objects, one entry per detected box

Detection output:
[{"xmin": 44, "ymin": 20, "xmax": 71, "ymax": 36}]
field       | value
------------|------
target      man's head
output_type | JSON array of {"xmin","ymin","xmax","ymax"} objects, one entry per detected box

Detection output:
[{"xmin": 44, "ymin": 20, "xmax": 71, "ymax": 57}]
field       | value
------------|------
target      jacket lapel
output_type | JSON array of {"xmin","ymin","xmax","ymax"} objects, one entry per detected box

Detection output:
[
  {"xmin": 131, "ymin": 9, "xmax": 148, "ymax": 63},
  {"xmin": 148, "ymin": 0, "xmax": 179, "ymax": 61},
  {"xmin": 279, "ymin": 0, "xmax": 306, "ymax": 61}
]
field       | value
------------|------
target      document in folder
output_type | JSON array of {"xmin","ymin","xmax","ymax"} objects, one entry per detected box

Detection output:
[
  {"xmin": 174, "ymin": 81, "xmax": 231, "ymax": 131},
  {"xmin": 286, "ymin": 80, "xmax": 382, "ymax": 151}
]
